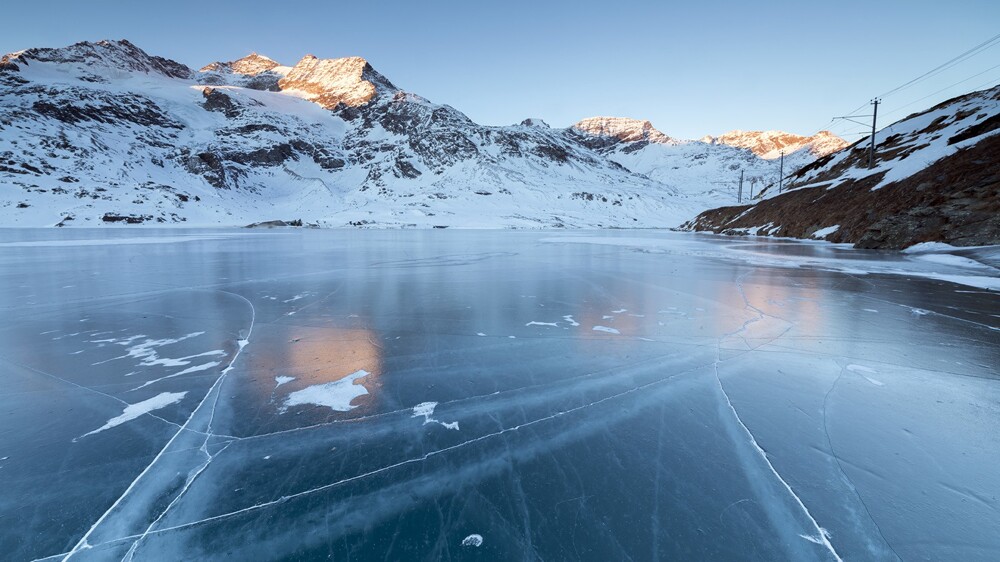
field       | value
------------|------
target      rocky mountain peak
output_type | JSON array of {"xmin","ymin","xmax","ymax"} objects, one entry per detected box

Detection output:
[
  {"xmin": 520, "ymin": 118, "xmax": 550, "ymax": 128},
  {"xmin": 572, "ymin": 117, "xmax": 675, "ymax": 144},
  {"xmin": 277, "ymin": 55, "xmax": 397, "ymax": 109},
  {"xmin": 200, "ymin": 53, "xmax": 281, "ymax": 76},
  {"xmin": 701, "ymin": 129, "xmax": 848, "ymax": 159},
  {"xmin": 0, "ymin": 39, "xmax": 192, "ymax": 79}
]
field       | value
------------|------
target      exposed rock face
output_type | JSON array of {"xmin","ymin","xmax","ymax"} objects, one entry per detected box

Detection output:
[
  {"xmin": 683, "ymin": 86, "xmax": 1000, "ymax": 249},
  {"xmin": 198, "ymin": 53, "xmax": 290, "ymax": 91},
  {"xmin": 520, "ymin": 118, "xmax": 550, "ymax": 128},
  {"xmin": 572, "ymin": 117, "xmax": 675, "ymax": 144},
  {"xmin": 200, "ymin": 53, "xmax": 281, "ymax": 76},
  {"xmin": 700, "ymin": 129, "xmax": 847, "ymax": 159},
  {"xmin": 278, "ymin": 55, "xmax": 395, "ymax": 108}
]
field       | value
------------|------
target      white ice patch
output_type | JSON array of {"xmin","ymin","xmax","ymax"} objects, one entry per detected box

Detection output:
[
  {"xmin": 476, "ymin": 332, "xmax": 487, "ymax": 337},
  {"xmin": 913, "ymin": 253, "xmax": 991, "ymax": 269},
  {"xmin": 562, "ymin": 315, "xmax": 580, "ymax": 326},
  {"xmin": 847, "ymin": 364, "xmax": 884, "ymax": 386},
  {"xmin": 143, "ymin": 349, "xmax": 226, "ymax": 368},
  {"xmin": 863, "ymin": 308, "xmax": 878, "ymax": 313},
  {"xmin": 283, "ymin": 370, "xmax": 369, "ymax": 412},
  {"xmin": 461, "ymin": 534, "xmax": 483, "ymax": 547},
  {"xmin": 525, "ymin": 321, "xmax": 558, "ymax": 327},
  {"xmin": 130, "ymin": 361, "xmax": 222, "ymax": 391},
  {"xmin": 274, "ymin": 376, "xmax": 295, "ymax": 388},
  {"xmin": 93, "ymin": 332, "xmax": 205, "ymax": 367},
  {"xmin": 592, "ymin": 326, "xmax": 620, "ymax": 334},
  {"xmin": 77, "ymin": 392, "xmax": 187, "ymax": 440},
  {"xmin": 411, "ymin": 401, "xmax": 460, "ymax": 431},
  {"xmin": 612, "ymin": 309, "xmax": 627, "ymax": 314}
]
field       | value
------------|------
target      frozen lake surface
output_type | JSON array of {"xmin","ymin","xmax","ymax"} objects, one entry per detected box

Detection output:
[{"xmin": 1, "ymin": 229, "xmax": 998, "ymax": 561}]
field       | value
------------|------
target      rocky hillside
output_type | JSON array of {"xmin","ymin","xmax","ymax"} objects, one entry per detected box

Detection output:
[
  {"xmin": 0, "ymin": 39, "xmax": 841, "ymax": 228},
  {"xmin": 682, "ymin": 85, "xmax": 1000, "ymax": 249}
]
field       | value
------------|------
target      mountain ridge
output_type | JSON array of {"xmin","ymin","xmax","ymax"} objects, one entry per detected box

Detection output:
[{"xmin": 0, "ymin": 39, "xmax": 844, "ymax": 228}]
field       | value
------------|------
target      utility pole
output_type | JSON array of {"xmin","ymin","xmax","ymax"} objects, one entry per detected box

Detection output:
[
  {"xmin": 778, "ymin": 151, "xmax": 784, "ymax": 193},
  {"xmin": 868, "ymin": 98, "xmax": 881, "ymax": 169},
  {"xmin": 738, "ymin": 170, "xmax": 744, "ymax": 203}
]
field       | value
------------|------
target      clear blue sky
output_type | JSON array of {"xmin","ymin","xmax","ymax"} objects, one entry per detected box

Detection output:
[{"xmin": 4, "ymin": 0, "xmax": 999, "ymax": 139}]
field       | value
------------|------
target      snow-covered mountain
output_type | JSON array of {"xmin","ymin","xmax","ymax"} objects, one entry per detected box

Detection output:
[
  {"xmin": 568, "ymin": 117, "xmax": 833, "ymax": 201},
  {"xmin": 700, "ymin": 130, "xmax": 847, "ymax": 160},
  {"xmin": 683, "ymin": 85, "xmax": 1000, "ymax": 248},
  {"xmin": 0, "ymin": 39, "xmax": 843, "ymax": 228}
]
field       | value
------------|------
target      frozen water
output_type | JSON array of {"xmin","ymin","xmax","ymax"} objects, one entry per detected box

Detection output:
[{"xmin": 0, "ymin": 229, "xmax": 997, "ymax": 561}]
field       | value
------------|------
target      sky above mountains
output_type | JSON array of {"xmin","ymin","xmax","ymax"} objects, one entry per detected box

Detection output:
[{"xmin": 4, "ymin": 0, "xmax": 999, "ymax": 139}]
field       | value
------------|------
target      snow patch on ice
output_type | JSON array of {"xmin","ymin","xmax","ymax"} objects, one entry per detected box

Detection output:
[
  {"xmin": 592, "ymin": 326, "xmax": 620, "ymax": 334},
  {"xmin": 274, "ymin": 376, "xmax": 295, "ymax": 388},
  {"xmin": 77, "ymin": 392, "xmax": 187, "ymax": 440},
  {"xmin": 846, "ymin": 365, "xmax": 884, "ymax": 386},
  {"xmin": 562, "ymin": 315, "xmax": 580, "ymax": 326},
  {"xmin": 525, "ymin": 321, "xmax": 558, "ymax": 327},
  {"xmin": 411, "ymin": 401, "xmax": 460, "ymax": 431},
  {"xmin": 282, "ymin": 370, "xmax": 369, "ymax": 412},
  {"xmin": 131, "ymin": 361, "xmax": 222, "ymax": 391},
  {"xmin": 461, "ymin": 534, "xmax": 483, "ymax": 547}
]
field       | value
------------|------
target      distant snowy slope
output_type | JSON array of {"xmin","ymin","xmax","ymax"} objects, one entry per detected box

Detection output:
[
  {"xmin": 700, "ymin": 130, "xmax": 847, "ymax": 160},
  {"xmin": 566, "ymin": 117, "xmax": 839, "ymax": 203}
]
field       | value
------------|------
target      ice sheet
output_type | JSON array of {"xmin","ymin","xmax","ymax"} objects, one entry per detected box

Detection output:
[{"xmin": 2, "ymin": 229, "xmax": 997, "ymax": 562}]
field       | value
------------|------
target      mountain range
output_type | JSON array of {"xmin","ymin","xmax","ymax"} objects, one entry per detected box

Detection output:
[{"xmin": 0, "ymin": 39, "xmax": 842, "ymax": 228}]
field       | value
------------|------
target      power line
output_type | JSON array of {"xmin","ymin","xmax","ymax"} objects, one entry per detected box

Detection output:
[
  {"xmin": 813, "ymin": 32, "xmax": 1000, "ymax": 141},
  {"xmin": 877, "ymin": 32, "xmax": 1000, "ymax": 99},
  {"xmin": 882, "ymin": 62, "xmax": 1000, "ymax": 119}
]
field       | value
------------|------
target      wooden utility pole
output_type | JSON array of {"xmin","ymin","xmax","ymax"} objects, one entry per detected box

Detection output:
[
  {"xmin": 868, "ymin": 98, "xmax": 881, "ymax": 169},
  {"xmin": 778, "ymin": 151, "xmax": 785, "ymax": 193}
]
